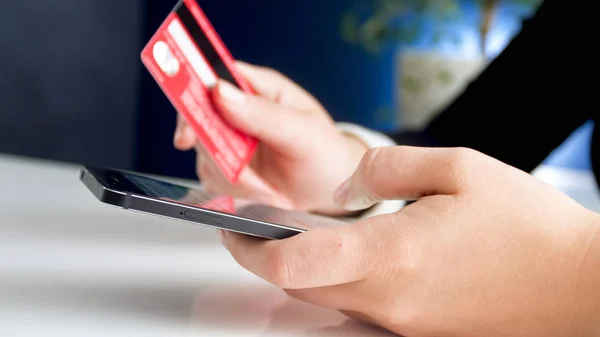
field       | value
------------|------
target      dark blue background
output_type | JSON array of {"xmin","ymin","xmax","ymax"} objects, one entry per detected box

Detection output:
[
  {"xmin": 138, "ymin": 0, "xmax": 591, "ymax": 180},
  {"xmin": 136, "ymin": 0, "xmax": 399, "ymax": 179},
  {"xmin": 0, "ymin": 0, "xmax": 590, "ymax": 180}
]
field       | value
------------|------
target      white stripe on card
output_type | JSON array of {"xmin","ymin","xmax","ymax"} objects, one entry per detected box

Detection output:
[{"xmin": 167, "ymin": 18, "xmax": 217, "ymax": 88}]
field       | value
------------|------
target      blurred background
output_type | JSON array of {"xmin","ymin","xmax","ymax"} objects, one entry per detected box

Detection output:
[{"xmin": 0, "ymin": 0, "xmax": 592, "ymax": 181}]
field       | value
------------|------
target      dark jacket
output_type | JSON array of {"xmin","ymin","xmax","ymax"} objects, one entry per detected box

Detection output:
[{"xmin": 391, "ymin": 0, "xmax": 598, "ymax": 187}]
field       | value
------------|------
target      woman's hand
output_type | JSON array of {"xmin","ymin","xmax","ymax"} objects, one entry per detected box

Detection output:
[
  {"xmin": 174, "ymin": 62, "xmax": 368, "ymax": 215},
  {"xmin": 220, "ymin": 146, "xmax": 600, "ymax": 337}
]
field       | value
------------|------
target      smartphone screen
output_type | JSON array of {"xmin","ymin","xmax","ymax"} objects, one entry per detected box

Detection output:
[{"xmin": 92, "ymin": 168, "xmax": 347, "ymax": 231}]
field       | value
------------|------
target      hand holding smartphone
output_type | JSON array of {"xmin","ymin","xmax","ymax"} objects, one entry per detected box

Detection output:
[{"xmin": 80, "ymin": 167, "xmax": 348, "ymax": 240}]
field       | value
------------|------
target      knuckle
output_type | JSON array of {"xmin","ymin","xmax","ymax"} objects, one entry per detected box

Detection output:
[
  {"xmin": 379, "ymin": 307, "xmax": 424, "ymax": 335},
  {"xmin": 262, "ymin": 67, "xmax": 285, "ymax": 81},
  {"xmin": 196, "ymin": 162, "xmax": 209, "ymax": 180},
  {"xmin": 447, "ymin": 147, "xmax": 475, "ymax": 165},
  {"xmin": 264, "ymin": 246, "xmax": 293, "ymax": 288},
  {"xmin": 443, "ymin": 147, "xmax": 478, "ymax": 187}
]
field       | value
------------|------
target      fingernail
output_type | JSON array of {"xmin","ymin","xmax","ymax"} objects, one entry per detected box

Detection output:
[
  {"xmin": 217, "ymin": 81, "xmax": 245, "ymax": 106},
  {"xmin": 333, "ymin": 177, "xmax": 352, "ymax": 206},
  {"xmin": 183, "ymin": 125, "xmax": 196, "ymax": 142}
]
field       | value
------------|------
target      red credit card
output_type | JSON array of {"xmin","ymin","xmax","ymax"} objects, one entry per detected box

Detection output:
[{"xmin": 141, "ymin": 0, "xmax": 257, "ymax": 183}]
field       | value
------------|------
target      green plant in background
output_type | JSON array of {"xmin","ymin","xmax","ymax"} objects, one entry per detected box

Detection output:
[
  {"xmin": 475, "ymin": 0, "xmax": 543, "ymax": 57},
  {"xmin": 341, "ymin": 0, "xmax": 543, "ymax": 57},
  {"xmin": 341, "ymin": 0, "xmax": 462, "ymax": 54},
  {"xmin": 341, "ymin": 0, "xmax": 543, "ymax": 99}
]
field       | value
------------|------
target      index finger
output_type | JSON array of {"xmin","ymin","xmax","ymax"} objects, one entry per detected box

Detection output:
[
  {"xmin": 220, "ymin": 225, "xmax": 372, "ymax": 289},
  {"xmin": 234, "ymin": 61, "xmax": 322, "ymax": 111}
]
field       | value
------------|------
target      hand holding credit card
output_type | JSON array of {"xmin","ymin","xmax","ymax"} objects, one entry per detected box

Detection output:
[{"xmin": 141, "ymin": 0, "xmax": 257, "ymax": 183}]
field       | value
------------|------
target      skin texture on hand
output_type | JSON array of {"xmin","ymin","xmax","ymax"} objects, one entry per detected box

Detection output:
[
  {"xmin": 173, "ymin": 62, "xmax": 369, "ymax": 215},
  {"xmin": 219, "ymin": 146, "xmax": 600, "ymax": 337}
]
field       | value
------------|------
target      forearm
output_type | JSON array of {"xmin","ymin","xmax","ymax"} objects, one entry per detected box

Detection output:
[{"xmin": 576, "ymin": 214, "xmax": 600, "ymax": 335}]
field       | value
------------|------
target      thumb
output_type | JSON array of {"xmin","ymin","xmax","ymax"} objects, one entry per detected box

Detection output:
[
  {"xmin": 212, "ymin": 79, "xmax": 306, "ymax": 154},
  {"xmin": 333, "ymin": 146, "xmax": 474, "ymax": 211}
]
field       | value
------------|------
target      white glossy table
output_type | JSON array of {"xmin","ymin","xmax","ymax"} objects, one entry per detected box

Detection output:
[
  {"xmin": 1, "ymin": 154, "xmax": 599, "ymax": 337},
  {"xmin": 0, "ymin": 155, "xmax": 394, "ymax": 337}
]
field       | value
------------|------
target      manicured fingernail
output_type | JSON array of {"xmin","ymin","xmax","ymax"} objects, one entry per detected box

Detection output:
[
  {"xmin": 217, "ymin": 81, "xmax": 245, "ymax": 105},
  {"xmin": 333, "ymin": 177, "xmax": 352, "ymax": 206}
]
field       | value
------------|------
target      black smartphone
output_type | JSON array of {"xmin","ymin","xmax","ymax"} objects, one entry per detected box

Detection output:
[{"xmin": 80, "ymin": 166, "xmax": 347, "ymax": 240}]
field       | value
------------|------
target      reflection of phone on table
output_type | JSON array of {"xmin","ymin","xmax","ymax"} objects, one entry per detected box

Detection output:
[{"xmin": 80, "ymin": 167, "xmax": 347, "ymax": 240}]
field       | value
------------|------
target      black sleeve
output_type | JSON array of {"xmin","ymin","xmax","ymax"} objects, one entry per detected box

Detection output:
[{"xmin": 390, "ymin": 0, "xmax": 590, "ymax": 173}]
